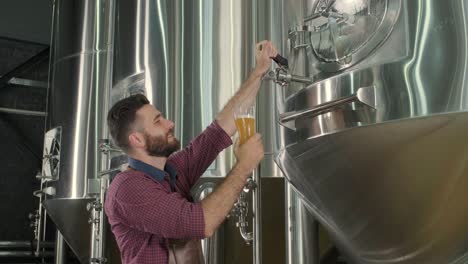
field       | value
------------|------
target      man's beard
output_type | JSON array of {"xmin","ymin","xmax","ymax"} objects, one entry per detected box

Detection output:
[{"xmin": 144, "ymin": 131, "xmax": 180, "ymax": 157}]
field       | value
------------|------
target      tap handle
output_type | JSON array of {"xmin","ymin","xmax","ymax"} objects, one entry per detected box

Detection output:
[
  {"xmin": 259, "ymin": 43, "xmax": 289, "ymax": 68},
  {"xmin": 272, "ymin": 54, "xmax": 289, "ymax": 68}
]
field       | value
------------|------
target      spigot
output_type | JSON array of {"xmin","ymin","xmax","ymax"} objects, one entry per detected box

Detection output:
[
  {"xmin": 265, "ymin": 67, "xmax": 312, "ymax": 87},
  {"xmin": 230, "ymin": 191, "xmax": 253, "ymax": 245},
  {"xmin": 87, "ymin": 200, "xmax": 102, "ymax": 211},
  {"xmin": 243, "ymin": 177, "xmax": 257, "ymax": 193},
  {"xmin": 99, "ymin": 139, "xmax": 122, "ymax": 154}
]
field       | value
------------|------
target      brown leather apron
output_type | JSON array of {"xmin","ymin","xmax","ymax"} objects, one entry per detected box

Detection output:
[{"xmin": 167, "ymin": 239, "xmax": 205, "ymax": 264}]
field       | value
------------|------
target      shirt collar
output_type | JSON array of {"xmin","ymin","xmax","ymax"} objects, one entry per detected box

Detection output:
[{"xmin": 127, "ymin": 157, "xmax": 177, "ymax": 183}]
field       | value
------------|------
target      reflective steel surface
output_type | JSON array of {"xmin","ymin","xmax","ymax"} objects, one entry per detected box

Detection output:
[
  {"xmin": 278, "ymin": 111, "xmax": 468, "ymax": 263},
  {"xmin": 43, "ymin": 198, "xmax": 94, "ymax": 264},
  {"xmin": 113, "ymin": 0, "xmax": 257, "ymax": 177},
  {"xmin": 274, "ymin": 0, "xmax": 468, "ymax": 263},
  {"xmin": 308, "ymin": 0, "xmax": 402, "ymax": 72},
  {"xmin": 46, "ymin": 0, "xmax": 114, "ymax": 199},
  {"xmin": 280, "ymin": 0, "xmax": 468, "ymax": 137},
  {"xmin": 43, "ymin": 0, "xmax": 115, "ymax": 262},
  {"xmin": 286, "ymin": 183, "xmax": 321, "ymax": 264}
]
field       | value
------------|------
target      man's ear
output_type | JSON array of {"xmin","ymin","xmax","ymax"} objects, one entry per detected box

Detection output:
[{"xmin": 128, "ymin": 132, "xmax": 145, "ymax": 149}]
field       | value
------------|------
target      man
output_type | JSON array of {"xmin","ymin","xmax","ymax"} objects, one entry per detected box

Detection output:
[{"xmin": 105, "ymin": 41, "xmax": 277, "ymax": 264}]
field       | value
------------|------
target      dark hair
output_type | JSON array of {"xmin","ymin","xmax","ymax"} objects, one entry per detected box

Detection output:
[{"xmin": 107, "ymin": 94, "xmax": 150, "ymax": 152}]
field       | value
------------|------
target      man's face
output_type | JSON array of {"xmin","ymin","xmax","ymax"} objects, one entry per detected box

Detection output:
[{"xmin": 135, "ymin": 105, "xmax": 180, "ymax": 157}]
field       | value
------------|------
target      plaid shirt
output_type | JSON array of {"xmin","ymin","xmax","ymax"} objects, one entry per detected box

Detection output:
[{"xmin": 105, "ymin": 121, "xmax": 232, "ymax": 264}]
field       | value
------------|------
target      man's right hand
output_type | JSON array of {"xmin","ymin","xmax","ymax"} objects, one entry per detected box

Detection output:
[
  {"xmin": 201, "ymin": 133, "xmax": 264, "ymax": 237},
  {"xmin": 234, "ymin": 133, "xmax": 265, "ymax": 174}
]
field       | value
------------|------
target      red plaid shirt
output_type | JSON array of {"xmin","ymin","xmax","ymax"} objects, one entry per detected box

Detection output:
[{"xmin": 105, "ymin": 121, "xmax": 232, "ymax": 264}]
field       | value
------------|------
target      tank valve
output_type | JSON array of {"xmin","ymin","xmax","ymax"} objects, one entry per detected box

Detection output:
[
  {"xmin": 265, "ymin": 68, "xmax": 312, "ymax": 87},
  {"xmin": 231, "ymin": 191, "xmax": 253, "ymax": 245}
]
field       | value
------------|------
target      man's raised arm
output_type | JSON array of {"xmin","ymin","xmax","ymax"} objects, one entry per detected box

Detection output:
[{"xmin": 215, "ymin": 41, "xmax": 277, "ymax": 136}]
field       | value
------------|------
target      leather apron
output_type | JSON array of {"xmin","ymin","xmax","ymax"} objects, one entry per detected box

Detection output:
[{"xmin": 168, "ymin": 239, "xmax": 205, "ymax": 264}]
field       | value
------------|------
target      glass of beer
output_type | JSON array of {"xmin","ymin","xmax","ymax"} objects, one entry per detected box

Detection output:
[{"xmin": 234, "ymin": 104, "xmax": 256, "ymax": 145}]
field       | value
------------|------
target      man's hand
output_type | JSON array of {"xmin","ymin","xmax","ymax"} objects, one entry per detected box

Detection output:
[
  {"xmin": 201, "ymin": 133, "xmax": 264, "ymax": 237},
  {"xmin": 253, "ymin": 40, "xmax": 278, "ymax": 78},
  {"xmin": 234, "ymin": 133, "xmax": 265, "ymax": 173}
]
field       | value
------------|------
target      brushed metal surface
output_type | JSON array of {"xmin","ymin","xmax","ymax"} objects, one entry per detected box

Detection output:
[
  {"xmin": 43, "ymin": 198, "xmax": 94, "ymax": 264},
  {"xmin": 44, "ymin": 0, "xmax": 115, "ymax": 263},
  {"xmin": 274, "ymin": 1, "xmax": 468, "ymax": 263},
  {"xmin": 277, "ymin": 111, "xmax": 468, "ymax": 263},
  {"xmin": 46, "ymin": 0, "xmax": 114, "ymax": 199}
]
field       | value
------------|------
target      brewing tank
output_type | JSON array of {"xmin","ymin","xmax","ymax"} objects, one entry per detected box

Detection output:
[
  {"xmin": 274, "ymin": 0, "xmax": 468, "ymax": 263},
  {"xmin": 41, "ymin": 0, "xmax": 115, "ymax": 262}
]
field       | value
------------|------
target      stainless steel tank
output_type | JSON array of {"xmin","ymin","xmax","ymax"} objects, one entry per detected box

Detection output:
[
  {"xmin": 273, "ymin": 0, "xmax": 468, "ymax": 263},
  {"xmin": 41, "ymin": 0, "xmax": 115, "ymax": 262}
]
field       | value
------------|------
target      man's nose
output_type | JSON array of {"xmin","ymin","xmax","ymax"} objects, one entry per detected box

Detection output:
[{"xmin": 165, "ymin": 118, "xmax": 175, "ymax": 130}]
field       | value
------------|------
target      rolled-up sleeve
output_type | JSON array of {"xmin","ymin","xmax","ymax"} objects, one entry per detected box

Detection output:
[{"xmin": 113, "ymin": 175, "xmax": 205, "ymax": 239}]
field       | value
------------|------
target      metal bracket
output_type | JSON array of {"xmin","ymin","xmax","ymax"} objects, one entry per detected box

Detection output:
[{"xmin": 279, "ymin": 86, "xmax": 376, "ymax": 130}]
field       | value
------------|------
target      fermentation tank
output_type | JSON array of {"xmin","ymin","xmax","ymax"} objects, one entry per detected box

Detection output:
[
  {"xmin": 274, "ymin": 0, "xmax": 468, "ymax": 263},
  {"xmin": 39, "ymin": 0, "xmax": 115, "ymax": 263},
  {"xmin": 39, "ymin": 0, "xmax": 468, "ymax": 263}
]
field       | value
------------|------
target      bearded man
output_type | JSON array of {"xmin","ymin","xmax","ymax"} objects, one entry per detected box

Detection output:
[{"xmin": 105, "ymin": 41, "xmax": 277, "ymax": 264}]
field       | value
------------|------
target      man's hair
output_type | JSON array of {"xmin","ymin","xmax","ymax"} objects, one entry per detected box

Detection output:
[{"xmin": 107, "ymin": 94, "xmax": 150, "ymax": 152}]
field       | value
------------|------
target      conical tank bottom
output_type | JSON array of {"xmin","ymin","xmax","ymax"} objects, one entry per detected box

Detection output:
[
  {"xmin": 43, "ymin": 198, "xmax": 94, "ymax": 264},
  {"xmin": 276, "ymin": 111, "xmax": 468, "ymax": 264}
]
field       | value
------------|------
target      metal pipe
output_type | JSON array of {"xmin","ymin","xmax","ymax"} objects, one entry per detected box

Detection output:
[
  {"xmin": 89, "ymin": 175, "xmax": 110, "ymax": 263},
  {"xmin": 0, "ymin": 107, "xmax": 46, "ymax": 117},
  {"xmin": 286, "ymin": 183, "xmax": 293, "ymax": 264},
  {"xmin": 35, "ymin": 181, "xmax": 44, "ymax": 255},
  {"xmin": 253, "ymin": 168, "xmax": 262, "ymax": 264},
  {"xmin": 0, "ymin": 241, "xmax": 54, "ymax": 248},
  {"xmin": 0, "ymin": 48, "xmax": 49, "ymax": 89},
  {"xmin": 54, "ymin": 231, "xmax": 66, "ymax": 264},
  {"xmin": 0, "ymin": 251, "xmax": 54, "ymax": 257},
  {"xmin": 8, "ymin": 78, "xmax": 48, "ymax": 88},
  {"xmin": 303, "ymin": 13, "xmax": 322, "ymax": 22},
  {"xmin": 289, "ymin": 75, "xmax": 313, "ymax": 84}
]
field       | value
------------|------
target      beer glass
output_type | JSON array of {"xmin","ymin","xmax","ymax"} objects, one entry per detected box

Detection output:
[{"xmin": 234, "ymin": 104, "xmax": 256, "ymax": 145}]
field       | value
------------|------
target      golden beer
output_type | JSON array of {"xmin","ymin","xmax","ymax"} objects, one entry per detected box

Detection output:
[{"xmin": 235, "ymin": 116, "xmax": 255, "ymax": 145}]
